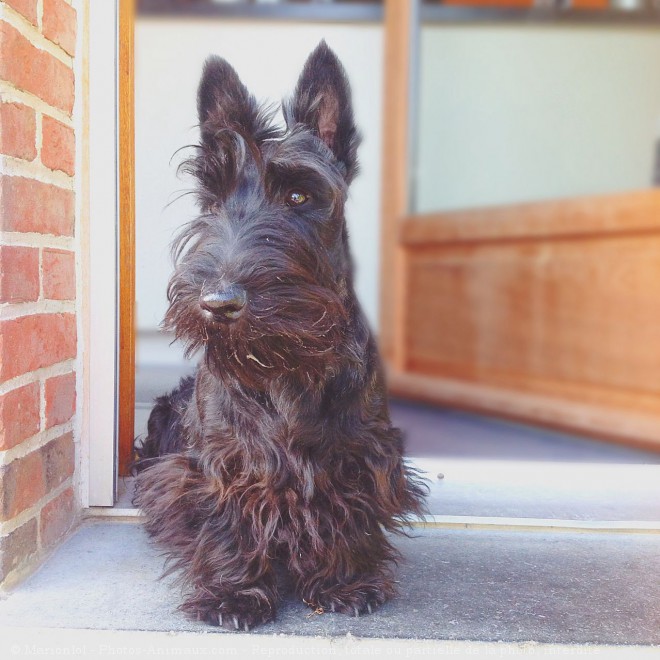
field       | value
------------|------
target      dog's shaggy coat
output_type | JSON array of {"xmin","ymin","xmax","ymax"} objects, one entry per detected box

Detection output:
[{"xmin": 134, "ymin": 42, "xmax": 427, "ymax": 631}]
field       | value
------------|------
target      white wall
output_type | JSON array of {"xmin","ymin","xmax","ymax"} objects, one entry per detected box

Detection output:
[
  {"xmin": 416, "ymin": 25, "xmax": 660, "ymax": 213},
  {"xmin": 135, "ymin": 19, "xmax": 384, "ymax": 367}
]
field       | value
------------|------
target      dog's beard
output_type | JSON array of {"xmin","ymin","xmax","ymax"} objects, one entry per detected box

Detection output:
[{"xmin": 165, "ymin": 280, "xmax": 349, "ymax": 390}]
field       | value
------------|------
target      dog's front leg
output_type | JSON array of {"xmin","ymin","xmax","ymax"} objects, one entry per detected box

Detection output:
[
  {"xmin": 136, "ymin": 454, "xmax": 278, "ymax": 630},
  {"xmin": 180, "ymin": 555, "xmax": 278, "ymax": 632},
  {"xmin": 292, "ymin": 520, "xmax": 399, "ymax": 618}
]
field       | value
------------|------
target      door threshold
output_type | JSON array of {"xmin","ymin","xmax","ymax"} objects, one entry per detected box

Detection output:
[
  {"xmin": 100, "ymin": 463, "xmax": 660, "ymax": 534},
  {"xmin": 84, "ymin": 506, "xmax": 660, "ymax": 535}
]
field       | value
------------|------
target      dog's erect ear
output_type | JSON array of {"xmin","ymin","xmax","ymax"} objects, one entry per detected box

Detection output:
[
  {"xmin": 197, "ymin": 56, "xmax": 271, "ymax": 142},
  {"xmin": 286, "ymin": 41, "xmax": 360, "ymax": 181}
]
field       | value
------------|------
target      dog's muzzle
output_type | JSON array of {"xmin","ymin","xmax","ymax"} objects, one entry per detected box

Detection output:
[{"xmin": 200, "ymin": 285, "xmax": 247, "ymax": 322}]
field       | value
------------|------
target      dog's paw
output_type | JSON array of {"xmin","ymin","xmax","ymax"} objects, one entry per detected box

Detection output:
[
  {"xmin": 306, "ymin": 583, "xmax": 393, "ymax": 618},
  {"xmin": 182, "ymin": 591, "xmax": 275, "ymax": 631}
]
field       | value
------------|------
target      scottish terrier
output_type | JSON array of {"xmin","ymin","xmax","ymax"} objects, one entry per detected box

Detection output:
[{"xmin": 134, "ymin": 41, "xmax": 427, "ymax": 631}]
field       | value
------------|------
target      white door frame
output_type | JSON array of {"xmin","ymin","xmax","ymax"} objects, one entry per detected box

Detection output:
[{"xmin": 82, "ymin": 0, "xmax": 119, "ymax": 507}]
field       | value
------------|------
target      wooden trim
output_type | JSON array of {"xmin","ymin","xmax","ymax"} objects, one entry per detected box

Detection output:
[
  {"xmin": 401, "ymin": 189, "xmax": 660, "ymax": 247},
  {"xmin": 379, "ymin": 0, "xmax": 414, "ymax": 369},
  {"xmin": 387, "ymin": 369, "xmax": 660, "ymax": 453},
  {"xmin": 118, "ymin": 0, "xmax": 135, "ymax": 477}
]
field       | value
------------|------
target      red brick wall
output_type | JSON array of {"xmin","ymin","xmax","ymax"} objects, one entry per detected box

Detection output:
[{"xmin": 0, "ymin": 0, "xmax": 79, "ymax": 588}]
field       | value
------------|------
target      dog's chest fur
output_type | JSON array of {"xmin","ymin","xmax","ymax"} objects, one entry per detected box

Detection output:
[{"xmin": 188, "ymin": 364, "xmax": 369, "ymax": 487}]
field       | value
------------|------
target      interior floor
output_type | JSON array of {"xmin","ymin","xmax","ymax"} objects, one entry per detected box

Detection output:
[
  {"xmin": 393, "ymin": 399, "xmax": 660, "ymax": 464},
  {"xmin": 135, "ymin": 364, "xmax": 660, "ymax": 464}
]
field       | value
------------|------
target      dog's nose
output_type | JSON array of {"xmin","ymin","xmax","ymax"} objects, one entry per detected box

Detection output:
[{"xmin": 200, "ymin": 285, "xmax": 247, "ymax": 321}]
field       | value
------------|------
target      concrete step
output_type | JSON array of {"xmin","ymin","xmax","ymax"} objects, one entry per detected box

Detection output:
[
  {"xmin": 2, "ymin": 626, "xmax": 657, "ymax": 658},
  {"xmin": 1, "ymin": 521, "xmax": 659, "ymax": 647}
]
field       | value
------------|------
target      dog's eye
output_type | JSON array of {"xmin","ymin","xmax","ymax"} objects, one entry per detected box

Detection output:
[{"xmin": 285, "ymin": 190, "xmax": 309, "ymax": 207}]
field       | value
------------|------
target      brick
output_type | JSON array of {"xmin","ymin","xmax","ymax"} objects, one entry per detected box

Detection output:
[
  {"xmin": 0, "ymin": 102, "xmax": 36, "ymax": 160},
  {"xmin": 41, "ymin": 115, "xmax": 74, "ymax": 176},
  {"xmin": 0, "ymin": 382, "xmax": 40, "ymax": 451},
  {"xmin": 42, "ymin": 0, "xmax": 76, "ymax": 57},
  {"xmin": 0, "ymin": 21, "xmax": 74, "ymax": 114},
  {"xmin": 0, "ymin": 450, "xmax": 46, "ymax": 521},
  {"xmin": 0, "ymin": 245, "xmax": 39, "ymax": 303},
  {"xmin": 0, "ymin": 313, "xmax": 76, "ymax": 381},
  {"xmin": 45, "ymin": 373, "xmax": 75, "ymax": 428},
  {"xmin": 40, "ymin": 486, "xmax": 74, "ymax": 548},
  {"xmin": 43, "ymin": 248, "xmax": 75, "ymax": 300},
  {"xmin": 0, "ymin": 176, "xmax": 74, "ymax": 236},
  {"xmin": 3, "ymin": 0, "xmax": 38, "ymax": 26},
  {"xmin": 0, "ymin": 517, "xmax": 38, "ymax": 583},
  {"xmin": 42, "ymin": 431, "xmax": 74, "ymax": 489}
]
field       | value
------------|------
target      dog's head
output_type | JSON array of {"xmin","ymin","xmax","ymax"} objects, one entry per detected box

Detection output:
[{"xmin": 165, "ymin": 42, "xmax": 362, "ymax": 389}]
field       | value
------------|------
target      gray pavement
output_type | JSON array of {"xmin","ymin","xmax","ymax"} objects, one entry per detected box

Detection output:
[{"xmin": 1, "ymin": 521, "xmax": 659, "ymax": 645}]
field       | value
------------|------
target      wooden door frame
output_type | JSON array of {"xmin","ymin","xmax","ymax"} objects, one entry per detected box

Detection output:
[
  {"xmin": 117, "ymin": 1, "xmax": 406, "ymax": 476},
  {"xmin": 117, "ymin": 0, "xmax": 660, "ymax": 475},
  {"xmin": 118, "ymin": 1, "xmax": 409, "ymax": 475},
  {"xmin": 118, "ymin": 0, "xmax": 135, "ymax": 477},
  {"xmin": 379, "ymin": 0, "xmax": 416, "ymax": 371}
]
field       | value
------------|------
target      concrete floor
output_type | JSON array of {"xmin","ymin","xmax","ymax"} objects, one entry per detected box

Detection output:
[{"xmin": 1, "ymin": 521, "xmax": 659, "ymax": 645}]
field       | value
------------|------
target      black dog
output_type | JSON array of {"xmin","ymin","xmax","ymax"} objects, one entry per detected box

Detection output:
[{"xmin": 134, "ymin": 42, "xmax": 427, "ymax": 631}]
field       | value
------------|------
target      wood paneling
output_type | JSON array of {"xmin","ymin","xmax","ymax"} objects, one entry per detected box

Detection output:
[
  {"xmin": 387, "ymin": 370, "xmax": 660, "ymax": 452},
  {"xmin": 118, "ymin": 0, "xmax": 135, "ymax": 476},
  {"xmin": 395, "ymin": 191, "xmax": 660, "ymax": 449},
  {"xmin": 402, "ymin": 190, "xmax": 660, "ymax": 247}
]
